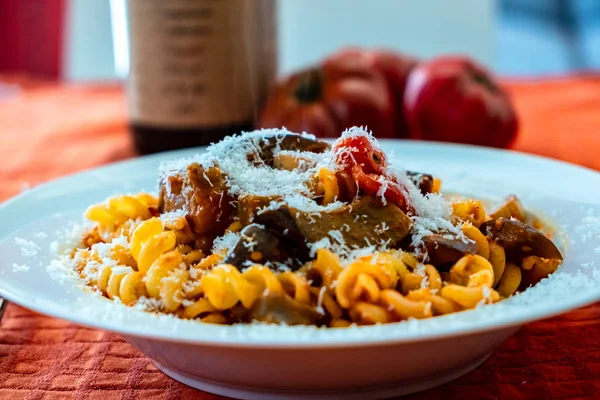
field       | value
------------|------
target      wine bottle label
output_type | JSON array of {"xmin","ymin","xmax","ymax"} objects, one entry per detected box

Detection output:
[{"xmin": 126, "ymin": 0, "xmax": 276, "ymax": 128}]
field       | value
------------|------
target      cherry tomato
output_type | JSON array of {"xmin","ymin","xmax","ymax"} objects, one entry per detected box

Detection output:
[
  {"xmin": 333, "ymin": 135, "xmax": 386, "ymax": 174},
  {"xmin": 333, "ymin": 134, "xmax": 412, "ymax": 214}
]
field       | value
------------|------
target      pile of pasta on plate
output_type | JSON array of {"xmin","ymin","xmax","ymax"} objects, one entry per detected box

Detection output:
[{"xmin": 63, "ymin": 127, "xmax": 563, "ymax": 327}]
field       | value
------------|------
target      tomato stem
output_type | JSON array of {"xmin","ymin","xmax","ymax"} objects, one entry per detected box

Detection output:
[
  {"xmin": 294, "ymin": 68, "xmax": 323, "ymax": 103},
  {"xmin": 472, "ymin": 72, "xmax": 498, "ymax": 94}
]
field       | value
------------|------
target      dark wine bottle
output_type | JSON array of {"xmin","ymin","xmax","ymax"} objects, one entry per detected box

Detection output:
[{"xmin": 125, "ymin": 0, "xmax": 276, "ymax": 154}]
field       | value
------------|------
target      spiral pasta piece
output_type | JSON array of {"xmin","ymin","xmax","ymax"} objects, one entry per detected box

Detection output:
[
  {"xmin": 330, "ymin": 319, "xmax": 353, "ymax": 328},
  {"xmin": 462, "ymin": 223, "xmax": 490, "ymax": 259},
  {"xmin": 349, "ymin": 302, "xmax": 390, "ymax": 325},
  {"xmin": 130, "ymin": 217, "xmax": 177, "ymax": 274},
  {"xmin": 161, "ymin": 268, "xmax": 190, "ymax": 312},
  {"xmin": 489, "ymin": 240, "xmax": 506, "ymax": 287},
  {"xmin": 442, "ymin": 254, "xmax": 500, "ymax": 308},
  {"xmin": 194, "ymin": 251, "xmax": 226, "ymax": 271},
  {"xmin": 490, "ymin": 195, "xmax": 526, "ymax": 221},
  {"xmin": 96, "ymin": 264, "xmax": 147, "ymax": 305},
  {"xmin": 449, "ymin": 254, "xmax": 495, "ymax": 288},
  {"xmin": 162, "ymin": 215, "xmax": 196, "ymax": 245},
  {"xmin": 244, "ymin": 265, "xmax": 285, "ymax": 294},
  {"xmin": 452, "ymin": 199, "xmax": 486, "ymax": 227},
  {"xmin": 142, "ymin": 251, "xmax": 191, "ymax": 312},
  {"xmin": 85, "ymin": 193, "xmax": 157, "ymax": 230},
  {"xmin": 440, "ymin": 284, "xmax": 499, "ymax": 309},
  {"xmin": 380, "ymin": 290, "xmax": 433, "ymax": 320},
  {"xmin": 310, "ymin": 287, "xmax": 343, "ymax": 319},
  {"xmin": 335, "ymin": 257, "xmax": 399, "ymax": 309},
  {"xmin": 401, "ymin": 252, "xmax": 419, "ymax": 269},
  {"xmin": 317, "ymin": 168, "xmax": 340, "ymax": 205},
  {"xmin": 201, "ymin": 313, "xmax": 229, "ymax": 324},
  {"xmin": 400, "ymin": 264, "xmax": 441, "ymax": 294},
  {"xmin": 183, "ymin": 250, "xmax": 205, "ymax": 266},
  {"xmin": 401, "ymin": 272, "xmax": 424, "ymax": 294},
  {"xmin": 522, "ymin": 256, "xmax": 561, "ymax": 285},
  {"xmin": 226, "ymin": 221, "xmax": 244, "ymax": 233},
  {"xmin": 368, "ymin": 252, "xmax": 410, "ymax": 279},
  {"xmin": 182, "ymin": 298, "xmax": 218, "ymax": 319},
  {"xmin": 496, "ymin": 262, "xmax": 522, "ymax": 298},
  {"xmin": 108, "ymin": 244, "xmax": 137, "ymax": 269},
  {"xmin": 200, "ymin": 264, "xmax": 288, "ymax": 310},
  {"xmin": 431, "ymin": 178, "xmax": 442, "ymax": 194},
  {"xmin": 308, "ymin": 248, "xmax": 343, "ymax": 290},
  {"xmin": 278, "ymin": 272, "xmax": 311, "ymax": 304},
  {"xmin": 145, "ymin": 252, "xmax": 184, "ymax": 298},
  {"xmin": 406, "ymin": 288, "xmax": 461, "ymax": 315},
  {"xmin": 424, "ymin": 265, "xmax": 443, "ymax": 291}
]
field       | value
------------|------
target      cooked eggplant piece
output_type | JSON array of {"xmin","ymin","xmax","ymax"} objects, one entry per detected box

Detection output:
[
  {"xmin": 250, "ymin": 294, "xmax": 322, "ymax": 325},
  {"xmin": 480, "ymin": 218, "xmax": 562, "ymax": 261},
  {"xmin": 247, "ymin": 133, "xmax": 330, "ymax": 166},
  {"xmin": 223, "ymin": 221, "xmax": 310, "ymax": 270},
  {"xmin": 159, "ymin": 133, "xmax": 327, "ymax": 237},
  {"xmin": 159, "ymin": 174, "xmax": 186, "ymax": 214},
  {"xmin": 289, "ymin": 196, "xmax": 412, "ymax": 249},
  {"xmin": 253, "ymin": 208, "xmax": 309, "ymax": 257},
  {"xmin": 159, "ymin": 163, "xmax": 235, "ymax": 252},
  {"xmin": 237, "ymin": 199, "xmax": 312, "ymax": 265},
  {"xmin": 422, "ymin": 234, "xmax": 478, "ymax": 269},
  {"xmin": 237, "ymin": 194, "xmax": 280, "ymax": 226},
  {"xmin": 223, "ymin": 224, "xmax": 281, "ymax": 268},
  {"xmin": 406, "ymin": 171, "xmax": 435, "ymax": 195},
  {"xmin": 241, "ymin": 196, "xmax": 412, "ymax": 256}
]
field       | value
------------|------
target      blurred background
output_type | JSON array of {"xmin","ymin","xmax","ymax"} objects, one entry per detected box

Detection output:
[{"xmin": 1, "ymin": 0, "xmax": 599, "ymax": 82}]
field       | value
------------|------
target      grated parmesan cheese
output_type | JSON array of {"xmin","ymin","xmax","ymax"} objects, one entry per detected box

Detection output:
[
  {"xmin": 160, "ymin": 209, "xmax": 188, "ymax": 226},
  {"xmin": 212, "ymin": 231, "xmax": 240, "ymax": 253},
  {"xmin": 14, "ymin": 237, "xmax": 40, "ymax": 257},
  {"xmin": 315, "ymin": 286, "xmax": 327, "ymax": 315},
  {"xmin": 158, "ymin": 127, "xmax": 470, "ymax": 261},
  {"xmin": 159, "ymin": 129, "xmax": 324, "ymax": 203},
  {"xmin": 12, "ymin": 263, "xmax": 30, "ymax": 272},
  {"xmin": 134, "ymin": 297, "xmax": 164, "ymax": 312}
]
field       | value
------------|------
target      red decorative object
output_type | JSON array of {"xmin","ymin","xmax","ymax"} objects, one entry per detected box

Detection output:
[{"xmin": 0, "ymin": 0, "xmax": 66, "ymax": 79}]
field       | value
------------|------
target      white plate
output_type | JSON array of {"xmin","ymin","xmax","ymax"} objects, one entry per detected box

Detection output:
[{"xmin": 1, "ymin": 140, "xmax": 600, "ymax": 400}]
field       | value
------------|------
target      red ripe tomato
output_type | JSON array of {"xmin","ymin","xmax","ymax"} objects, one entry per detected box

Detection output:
[
  {"xmin": 404, "ymin": 56, "xmax": 518, "ymax": 148},
  {"xmin": 333, "ymin": 134, "xmax": 412, "ymax": 214},
  {"xmin": 333, "ymin": 135, "xmax": 387, "ymax": 174},
  {"xmin": 258, "ymin": 50, "xmax": 398, "ymax": 138}
]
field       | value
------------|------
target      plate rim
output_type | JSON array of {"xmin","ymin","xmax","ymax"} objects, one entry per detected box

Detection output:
[
  {"xmin": 1, "ymin": 139, "xmax": 600, "ymax": 348},
  {"xmin": 0, "ymin": 280, "xmax": 598, "ymax": 348}
]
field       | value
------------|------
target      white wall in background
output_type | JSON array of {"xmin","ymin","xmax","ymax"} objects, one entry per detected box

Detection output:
[
  {"xmin": 63, "ymin": 0, "xmax": 116, "ymax": 81},
  {"xmin": 64, "ymin": 0, "xmax": 495, "ymax": 81},
  {"xmin": 278, "ymin": 0, "xmax": 495, "ymax": 74}
]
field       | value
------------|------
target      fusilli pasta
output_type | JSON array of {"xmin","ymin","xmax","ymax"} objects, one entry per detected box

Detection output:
[
  {"xmin": 96, "ymin": 265, "xmax": 147, "ymax": 305},
  {"xmin": 130, "ymin": 217, "xmax": 177, "ymax": 274},
  {"xmin": 64, "ymin": 130, "xmax": 563, "ymax": 327},
  {"xmin": 85, "ymin": 193, "xmax": 157, "ymax": 231}
]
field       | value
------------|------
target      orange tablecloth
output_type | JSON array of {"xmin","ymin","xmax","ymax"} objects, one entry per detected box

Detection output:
[{"xmin": 1, "ymin": 75, "xmax": 599, "ymax": 399}]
